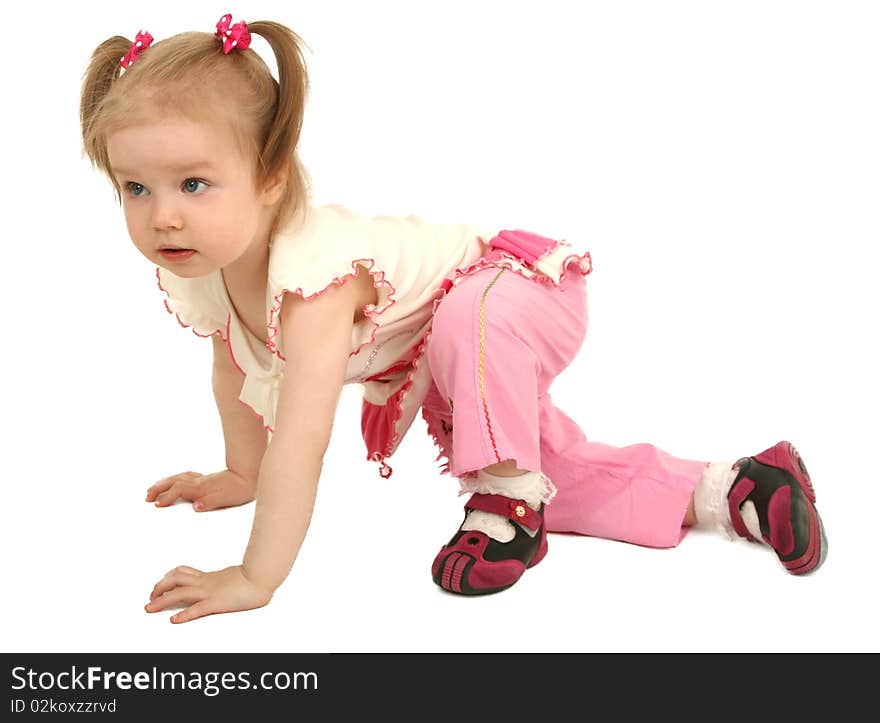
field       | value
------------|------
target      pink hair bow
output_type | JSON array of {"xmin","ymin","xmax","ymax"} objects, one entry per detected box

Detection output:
[
  {"xmin": 119, "ymin": 30, "xmax": 154, "ymax": 69},
  {"xmin": 215, "ymin": 13, "xmax": 251, "ymax": 54}
]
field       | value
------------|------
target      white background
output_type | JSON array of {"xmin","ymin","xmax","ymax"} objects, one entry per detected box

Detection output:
[{"xmin": 1, "ymin": 0, "xmax": 878, "ymax": 652}]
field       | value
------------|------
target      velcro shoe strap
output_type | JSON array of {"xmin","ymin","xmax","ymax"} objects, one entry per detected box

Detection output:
[{"xmin": 465, "ymin": 493, "xmax": 542, "ymax": 532}]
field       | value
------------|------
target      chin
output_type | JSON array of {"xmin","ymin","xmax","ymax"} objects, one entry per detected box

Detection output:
[{"xmin": 156, "ymin": 260, "xmax": 209, "ymax": 278}]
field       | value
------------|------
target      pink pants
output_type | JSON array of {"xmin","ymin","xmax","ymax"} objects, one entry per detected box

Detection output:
[{"xmin": 424, "ymin": 266, "xmax": 709, "ymax": 548}]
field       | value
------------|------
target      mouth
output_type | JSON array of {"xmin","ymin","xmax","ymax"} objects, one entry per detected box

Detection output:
[{"xmin": 159, "ymin": 248, "xmax": 196, "ymax": 261}]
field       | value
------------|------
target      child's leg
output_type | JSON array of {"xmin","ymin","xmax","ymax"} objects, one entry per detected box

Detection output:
[
  {"xmin": 424, "ymin": 264, "xmax": 826, "ymax": 592},
  {"xmin": 428, "ymin": 266, "xmax": 589, "ymax": 479},
  {"xmin": 427, "ymin": 266, "xmax": 704, "ymax": 549},
  {"xmin": 538, "ymin": 397, "xmax": 707, "ymax": 547},
  {"xmin": 538, "ymin": 397, "xmax": 826, "ymax": 572},
  {"xmin": 426, "ymin": 265, "xmax": 588, "ymax": 594}
]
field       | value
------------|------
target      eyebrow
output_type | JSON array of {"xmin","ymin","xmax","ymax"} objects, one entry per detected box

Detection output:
[{"xmin": 110, "ymin": 162, "xmax": 218, "ymax": 175}]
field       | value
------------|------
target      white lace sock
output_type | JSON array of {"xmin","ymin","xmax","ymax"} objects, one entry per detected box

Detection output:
[
  {"xmin": 459, "ymin": 469, "xmax": 554, "ymax": 543},
  {"xmin": 693, "ymin": 460, "xmax": 765, "ymax": 543}
]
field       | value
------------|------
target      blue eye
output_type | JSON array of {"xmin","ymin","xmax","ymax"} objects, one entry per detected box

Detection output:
[
  {"xmin": 123, "ymin": 178, "xmax": 209, "ymax": 197},
  {"xmin": 182, "ymin": 179, "xmax": 209, "ymax": 194},
  {"xmin": 125, "ymin": 182, "xmax": 147, "ymax": 198}
]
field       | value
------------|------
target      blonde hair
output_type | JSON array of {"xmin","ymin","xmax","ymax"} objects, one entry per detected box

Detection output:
[{"xmin": 80, "ymin": 20, "xmax": 311, "ymax": 240}]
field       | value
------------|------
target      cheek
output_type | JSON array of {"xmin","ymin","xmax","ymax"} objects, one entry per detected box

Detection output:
[
  {"xmin": 122, "ymin": 208, "xmax": 146, "ymax": 246},
  {"xmin": 210, "ymin": 201, "xmax": 260, "ymax": 242}
]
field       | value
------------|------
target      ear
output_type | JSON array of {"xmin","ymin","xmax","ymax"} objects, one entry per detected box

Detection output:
[{"xmin": 258, "ymin": 161, "xmax": 290, "ymax": 206}]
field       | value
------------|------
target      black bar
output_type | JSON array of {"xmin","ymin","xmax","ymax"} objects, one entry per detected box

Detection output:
[{"xmin": 2, "ymin": 652, "xmax": 860, "ymax": 715}]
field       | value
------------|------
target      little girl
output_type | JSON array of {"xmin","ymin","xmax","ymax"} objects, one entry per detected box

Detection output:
[{"xmin": 80, "ymin": 14, "xmax": 827, "ymax": 623}]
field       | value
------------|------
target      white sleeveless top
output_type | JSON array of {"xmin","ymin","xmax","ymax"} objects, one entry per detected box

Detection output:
[{"xmin": 156, "ymin": 203, "xmax": 592, "ymax": 476}]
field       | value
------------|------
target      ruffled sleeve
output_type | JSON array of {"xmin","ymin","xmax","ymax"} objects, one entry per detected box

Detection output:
[
  {"xmin": 156, "ymin": 267, "xmax": 230, "ymax": 341},
  {"xmin": 265, "ymin": 205, "xmax": 408, "ymax": 360}
]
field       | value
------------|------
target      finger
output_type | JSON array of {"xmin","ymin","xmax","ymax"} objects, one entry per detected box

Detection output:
[
  {"xmin": 145, "ymin": 586, "xmax": 206, "ymax": 613},
  {"xmin": 151, "ymin": 566, "xmax": 203, "ymax": 594},
  {"xmin": 148, "ymin": 471, "xmax": 201, "ymax": 492},
  {"xmin": 150, "ymin": 571, "xmax": 201, "ymax": 600},
  {"xmin": 145, "ymin": 478, "xmax": 175, "ymax": 501},
  {"xmin": 162, "ymin": 476, "xmax": 210, "ymax": 505},
  {"xmin": 155, "ymin": 481, "xmax": 202, "ymax": 506},
  {"xmin": 155, "ymin": 566, "xmax": 203, "ymax": 584},
  {"xmin": 147, "ymin": 472, "xmax": 202, "ymax": 501},
  {"xmin": 171, "ymin": 600, "xmax": 218, "ymax": 624},
  {"xmin": 153, "ymin": 485, "xmax": 185, "ymax": 507}
]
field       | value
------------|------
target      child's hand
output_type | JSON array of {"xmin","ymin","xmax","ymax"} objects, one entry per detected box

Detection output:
[
  {"xmin": 145, "ymin": 565, "xmax": 273, "ymax": 623},
  {"xmin": 145, "ymin": 469, "xmax": 256, "ymax": 511}
]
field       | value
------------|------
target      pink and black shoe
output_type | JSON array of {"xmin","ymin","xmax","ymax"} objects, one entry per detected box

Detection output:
[
  {"xmin": 728, "ymin": 440, "xmax": 828, "ymax": 574},
  {"xmin": 432, "ymin": 493, "xmax": 547, "ymax": 595}
]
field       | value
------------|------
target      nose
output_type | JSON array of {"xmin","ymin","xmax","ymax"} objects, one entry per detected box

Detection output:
[{"xmin": 151, "ymin": 192, "xmax": 184, "ymax": 231}]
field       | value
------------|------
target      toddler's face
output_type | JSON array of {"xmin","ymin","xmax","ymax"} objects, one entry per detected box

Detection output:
[{"xmin": 106, "ymin": 117, "xmax": 276, "ymax": 277}]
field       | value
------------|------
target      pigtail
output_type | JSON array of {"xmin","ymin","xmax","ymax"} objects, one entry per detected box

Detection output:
[
  {"xmin": 245, "ymin": 21, "xmax": 312, "ymax": 233},
  {"xmin": 80, "ymin": 36, "xmax": 133, "ymax": 196}
]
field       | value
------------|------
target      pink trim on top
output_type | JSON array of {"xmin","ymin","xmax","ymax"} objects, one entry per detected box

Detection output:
[
  {"xmin": 156, "ymin": 267, "xmax": 228, "ymax": 342},
  {"xmin": 265, "ymin": 258, "xmax": 397, "ymax": 363}
]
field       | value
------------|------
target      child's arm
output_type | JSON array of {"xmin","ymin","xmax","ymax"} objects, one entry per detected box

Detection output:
[
  {"xmin": 211, "ymin": 333, "xmax": 269, "ymax": 485},
  {"xmin": 144, "ymin": 335, "xmax": 267, "ymax": 510},
  {"xmin": 238, "ymin": 276, "xmax": 363, "ymax": 592},
  {"xmin": 145, "ymin": 270, "xmax": 377, "ymax": 623}
]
